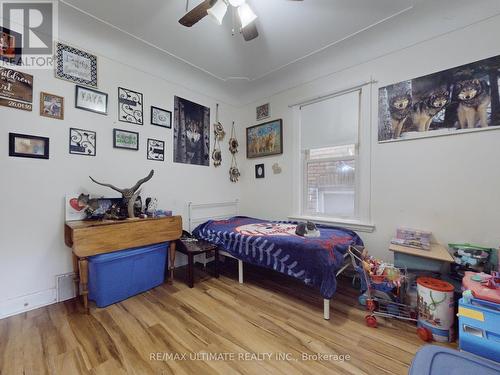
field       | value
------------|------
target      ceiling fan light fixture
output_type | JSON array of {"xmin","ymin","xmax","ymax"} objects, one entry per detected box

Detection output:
[
  {"xmin": 238, "ymin": 3, "xmax": 257, "ymax": 28},
  {"xmin": 207, "ymin": 0, "xmax": 228, "ymax": 25},
  {"xmin": 228, "ymin": 0, "xmax": 246, "ymax": 6}
]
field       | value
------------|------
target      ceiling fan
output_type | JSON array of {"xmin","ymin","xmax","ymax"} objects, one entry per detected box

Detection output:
[{"xmin": 179, "ymin": 0, "xmax": 303, "ymax": 42}]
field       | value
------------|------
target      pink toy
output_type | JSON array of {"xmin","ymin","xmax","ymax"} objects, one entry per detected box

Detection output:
[{"xmin": 462, "ymin": 271, "xmax": 500, "ymax": 304}]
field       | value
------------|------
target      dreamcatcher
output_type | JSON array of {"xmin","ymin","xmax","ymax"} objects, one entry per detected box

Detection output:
[
  {"xmin": 229, "ymin": 121, "xmax": 240, "ymax": 182},
  {"xmin": 212, "ymin": 103, "xmax": 225, "ymax": 167}
]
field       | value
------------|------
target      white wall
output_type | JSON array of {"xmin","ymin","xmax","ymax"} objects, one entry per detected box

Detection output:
[
  {"xmin": 0, "ymin": 5, "xmax": 243, "ymax": 318},
  {"xmin": 238, "ymin": 14, "xmax": 500, "ymax": 260}
]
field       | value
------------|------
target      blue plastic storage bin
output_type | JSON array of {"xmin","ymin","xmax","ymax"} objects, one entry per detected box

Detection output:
[
  {"xmin": 409, "ymin": 345, "xmax": 500, "ymax": 375},
  {"xmin": 88, "ymin": 242, "xmax": 168, "ymax": 307},
  {"xmin": 458, "ymin": 297, "xmax": 500, "ymax": 363}
]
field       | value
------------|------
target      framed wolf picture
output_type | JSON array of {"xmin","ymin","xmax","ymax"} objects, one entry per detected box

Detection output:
[
  {"xmin": 378, "ymin": 54, "xmax": 500, "ymax": 142},
  {"xmin": 173, "ymin": 96, "xmax": 210, "ymax": 166}
]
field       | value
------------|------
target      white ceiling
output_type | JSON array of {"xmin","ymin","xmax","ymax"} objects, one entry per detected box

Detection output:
[{"xmin": 60, "ymin": 0, "xmax": 414, "ymax": 82}]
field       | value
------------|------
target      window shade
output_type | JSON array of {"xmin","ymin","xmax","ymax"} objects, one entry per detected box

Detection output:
[{"xmin": 300, "ymin": 90, "xmax": 360, "ymax": 150}]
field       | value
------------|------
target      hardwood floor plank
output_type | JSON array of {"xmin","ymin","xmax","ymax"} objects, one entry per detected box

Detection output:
[{"xmin": 0, "ymin": 263, "xmax": 448, "ymax": 375}]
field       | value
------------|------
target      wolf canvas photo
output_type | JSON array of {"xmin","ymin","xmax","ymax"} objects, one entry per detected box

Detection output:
[
  {"xmin": 174, "ymin": 96, "xmax": 210, "ymax": 166},
  {"xmin": 379, "ymin": 54, "xmax": 500, "ymax": 142}
]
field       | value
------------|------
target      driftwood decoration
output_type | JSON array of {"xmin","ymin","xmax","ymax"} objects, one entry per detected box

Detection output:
[{"xmin": 89, "ymin": 170, "xmax": 154, "ymax": 218}]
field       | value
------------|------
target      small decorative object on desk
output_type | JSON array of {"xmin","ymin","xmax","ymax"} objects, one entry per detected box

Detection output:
[
  {"xmin": 391, "ymin": 227, "xmax": 431, "ymax": 250},
  {"xmin": 89, "ymin": 169, "xmax": 154, "ymax": 218}
]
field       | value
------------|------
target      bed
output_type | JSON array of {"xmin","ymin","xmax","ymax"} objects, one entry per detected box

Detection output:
[{"xmin": 190, "ymin": 209, "xmax": 363, "ymax": 319}]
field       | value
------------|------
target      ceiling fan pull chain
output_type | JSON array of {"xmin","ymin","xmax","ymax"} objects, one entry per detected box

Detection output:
[{"xmin": 185, "ymin": 0, "xmax": 189, "ymax": 12}]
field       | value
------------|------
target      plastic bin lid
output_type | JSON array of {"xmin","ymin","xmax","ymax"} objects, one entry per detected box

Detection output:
[
  {"xmin": 417, "ymin": 277, "xmax": 454, "ymax": 292},
  {"xmin": 409, "ymin": 345, "xmax": 500, "ymax": 375},
  {"xmin": 89, "ymin": 242, "xmax": 167, "ymax": 264}
]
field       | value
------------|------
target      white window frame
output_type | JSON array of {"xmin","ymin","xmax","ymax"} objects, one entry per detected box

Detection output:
[{"xmin": 289, "ymin": 82, "xmax": 374, "ymax": 233}]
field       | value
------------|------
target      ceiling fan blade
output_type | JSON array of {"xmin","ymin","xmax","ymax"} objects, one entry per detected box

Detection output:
[
  {"xmin": 242, "ymin": 21, "xmax": 259, "ymax": 41},
  {"xmin": 179, "ymin": 0, "xmax": 216, "ymax": 27}
]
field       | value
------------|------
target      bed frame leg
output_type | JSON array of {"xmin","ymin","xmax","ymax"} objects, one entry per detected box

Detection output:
[
  {"xmin": 324, "ymin": 299, "xmax": 330, "ymax": 320},
  {"xmin": 238, "ymin": 260, "xmax": 244, "ymax": 284}
]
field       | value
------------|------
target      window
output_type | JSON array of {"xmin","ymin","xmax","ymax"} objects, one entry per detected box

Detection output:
[
  {"xmin": 300, "ymin": 90, "xmax": 361, "ymax": 220},
  {"xmin": 304, "ymin": 145, "xmax": 356, "ymax": 218}
]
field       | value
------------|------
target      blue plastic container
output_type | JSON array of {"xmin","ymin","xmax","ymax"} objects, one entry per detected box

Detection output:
[
  {"xmin": 88, "ymin": 242, "xmax": 168, "ymax": 307},
  {"xmin": 458, "ymin": 297, "xmax": 500, "ymax": 363},
  {"xmin": 409, "ymin": 345, "xmax": 500, "ymax": 375}
]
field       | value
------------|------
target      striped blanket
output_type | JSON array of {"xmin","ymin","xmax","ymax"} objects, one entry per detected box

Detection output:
[{"xmin": 193, "ymin": 216, "xmax": 363, "ymax": 299}]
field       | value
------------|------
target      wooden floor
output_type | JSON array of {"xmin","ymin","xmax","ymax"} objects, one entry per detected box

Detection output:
[{"xmin": 0, "ymin": 260, "xmax": 445, "ymax": 375}]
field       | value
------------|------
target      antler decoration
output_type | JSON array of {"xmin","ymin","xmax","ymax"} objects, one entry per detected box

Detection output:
[{"xmin": 89, "ymin": 170, "xmax": 154, "ymax": 218}]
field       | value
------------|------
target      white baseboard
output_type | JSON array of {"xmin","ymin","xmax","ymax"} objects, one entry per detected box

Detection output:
[{"xmin": 0, "ymin": 288, "xmax": 57, "ymax": 320}]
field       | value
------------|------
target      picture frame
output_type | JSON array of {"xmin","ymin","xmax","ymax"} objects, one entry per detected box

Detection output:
[
  {"xmin": 255, "ymin": 164, "xmax": 265, "ymax": 179},
  {"xmin": 173, "ymin": 96, "xmax": 210, "ymax": 166},
  {"xmin": 147, "ymin": 138, "xmax": 165, "ymax": 161},
  {"xmin": 113, "ymin": 128, "xmax": 139, "ymax": 150},
  {"xmin": 55, "ymin": 42, "xmax": 98, "ymax": 88},
  {"xmin": 246, "ymin": 119, "xmax": 283, "ymax": 158},
  {"xmin": 69, "ymin": 128, "xmax": 96, "ymax": 156},
  {"xmin": 151, "ymin": 106, "xmax": 172, "ymax": 128},
  {"xmin": 9, "ymin": 133, "xmax": 49, "ymax": 159},
  {"xmin": 378, "ymin": 53, "xmax": 500, "ymax": 142},
  {"xmin": 0, "ymin": 26, "xmax": 22, "ymax": 65},
  {"xmin": 40, "ymin": 92, "xmax": 64, "ymax": 120},
  {"xmin": 75, "ymin": 85, "xmax": 108, "ymax": 115},
  {"xmin": 0, "ymin": 67, "xmax": 33, "ymax": 111},
  {"xmin": 118, "ymin": 87, "xmax": 143, "ymax": 125},
  {"xmin": 256, "ymin": 103, "xmax": 270, "ymax": 121}
]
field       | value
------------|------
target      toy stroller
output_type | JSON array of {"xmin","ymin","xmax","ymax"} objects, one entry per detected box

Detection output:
[{"xmin": 348, "ymin": 246, "xmax": 418, "ymax": 328}]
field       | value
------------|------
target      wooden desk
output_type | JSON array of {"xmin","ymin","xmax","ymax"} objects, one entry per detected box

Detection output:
[
  {"xmin": 65, "ymin": 216, "xmax": 182, "ymax": 311},
  {"xmin": 389, "ymin": 243, "xmax": 454, "ymax": 263}
]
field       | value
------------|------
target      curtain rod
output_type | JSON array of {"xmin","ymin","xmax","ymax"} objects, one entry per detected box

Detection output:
[{"xmin": 288, "ymin": 79, "xmax": 377, "ymax": 109}]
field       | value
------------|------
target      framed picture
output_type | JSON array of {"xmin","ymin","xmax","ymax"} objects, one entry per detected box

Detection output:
[
  {"xmin": 151, "ymin": 106, "xmax": 172, "ymax": 128},
  {"xmin": 9, "ymin": 133, "xmax": 49, "ymax": 159},
  {"xmin": 255, "ymin": 164, "xmax": 265, "ymax": 178},
  {"xmin": 246, "ymin": 119, "xmax": 283, "ymax": 158},
  {"xmin": 379, "ymin": 53, "xmax": 500, "ymax": 142},
  {"xmin": 0, "ymin": 67, "xmax": 33, "ymax": 111},
  {"xmin": 113, "ymin": 128, "xmax": 139, "ymax": 150},
  {"xmin": 173, "ymin": 96, "xmax": 210, "ymax": 166},
  {"xmin": 55, "ymin": 42, "xmax": 98, "ymax": 88},
  {"xmin": 118, "ymin": 87, "xmax": 143, "ymax": 125},
  {"xmin": 147, "ymin": 138, "xmax": 165, "ymax": 161},
  {"xmin": 256, "ymin": 103, "xmax": 270, "ymax": 121},
  {"xmin": 0, "ymin": 27, "xmax": 22, "ymax": 65},
  {"xmin": 69, "ymin": 128, "xmax": 96, "ymax": 156},
  {"xmin": 75, "ymin": 85, "xmax": 108, "ymax": 115},
  {"xmin": 40, "ymin": 92, "xmax": 64, "ymax": 120}
]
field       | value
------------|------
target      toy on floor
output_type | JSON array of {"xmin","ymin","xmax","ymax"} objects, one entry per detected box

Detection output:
[
  {"xmin": 449, "ymin": 243, "xmax": 494, "ymax": 281},
  {"xmin": 416, "ymin": 277, "xmax": 455, "ymax": 343},
  {"xmin": 459, "ymin": 271, "xmax": 500, "ymax": 363},
  {"xmin": 348, "ymin": 246, "xmax": 418, "ymax": 329},
  {"xmin": 462, "ymin": 271, "xmax": 500, "ymax": 304},
  {"xmin": 409, "ymin": 345, "xmax": 500, "ymax": 375}
]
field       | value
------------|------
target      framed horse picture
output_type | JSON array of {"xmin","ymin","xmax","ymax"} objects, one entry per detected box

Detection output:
[{"xmin": 246, "ymin": 119, "xmax": 283, "ymax": 158}]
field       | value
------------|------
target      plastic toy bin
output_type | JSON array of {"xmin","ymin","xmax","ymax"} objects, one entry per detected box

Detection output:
[
  {"xmin": 409, "ymin": 345, "xmax": 500, "ymax": 375},
  {"xmin": 88, "ymin": 242, "xmax": 169, "ymax": 308},
  {"xmin": 458, "ymin": 297, "xmax": 500, "ymax": 363}
]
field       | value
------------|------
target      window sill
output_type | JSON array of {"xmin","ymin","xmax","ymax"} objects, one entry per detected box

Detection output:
[{"xmin": 288, "ymin": 215, "xmax": 375, "ymax": 233}]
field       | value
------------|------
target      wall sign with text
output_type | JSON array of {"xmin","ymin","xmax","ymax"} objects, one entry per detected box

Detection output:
[{"xmin": 0, "ymin": 68, "xmax": 33, "ymax": 111}]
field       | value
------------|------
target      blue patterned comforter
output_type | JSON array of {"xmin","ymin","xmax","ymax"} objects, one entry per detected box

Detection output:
[{"xmin": 193, "ymin": 216, "xmax": 363, "ymax": 299}]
